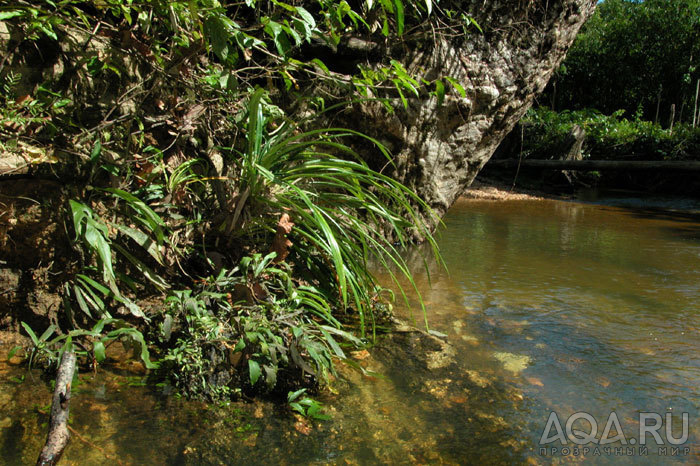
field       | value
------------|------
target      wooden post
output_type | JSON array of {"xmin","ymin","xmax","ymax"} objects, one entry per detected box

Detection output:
[
  {"xmin": 37, "ymin": 351, "xmax": 77, "ymax": 466},
  {"xmin": 692, "ymin": 79, "xmax": 699, "ymax": 127}
]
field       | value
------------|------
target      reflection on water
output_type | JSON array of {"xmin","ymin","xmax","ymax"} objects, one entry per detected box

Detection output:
[{"xmin": 2, "ymin": 197, "xmax": 700, "ymax": 464}]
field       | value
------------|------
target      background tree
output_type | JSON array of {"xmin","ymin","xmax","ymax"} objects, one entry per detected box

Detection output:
[{"xmin": 545, "ymin": 0, "xmax": 700, "ymax": 124}]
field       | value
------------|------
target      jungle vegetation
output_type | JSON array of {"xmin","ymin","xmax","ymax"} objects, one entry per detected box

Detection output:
[
  {"xmin": 0, "ymin": 0, "xmax": 482, "ymax": 404},
  {"xmin": 521, "ymin": 0, "xmax": 700, "ymax": 163}
]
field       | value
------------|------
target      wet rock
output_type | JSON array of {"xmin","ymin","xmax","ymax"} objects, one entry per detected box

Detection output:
[
  {"xmin": 426, "ymin": 341, "xmax": 457, "ymax": 370},
  {"xmin": 525, "ymin": 377, "xmax": 544, "ymax": 387},
  {"xmin": 460, "ymin": 334, "xmax": 480, "ymax": 346}
]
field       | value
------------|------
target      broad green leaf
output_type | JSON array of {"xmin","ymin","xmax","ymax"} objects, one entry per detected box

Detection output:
[
  {"xmin": 320, "ymin": 325, "xmax": 363, "ymax": 346},
  {"xmin": 104, "ymin": 188, "xmax": 165, "ymax": 244},
  {"xmin": 39, "ymin": 324, "xmax": 57, "ymax": 342},
  {"xmin": 287, "ymin": 388, "xmax": 306, "ymax": 402},
  {"xmin": 93, "ymin": 341, "xmax": 106, "ymax": 362},
  {"xmin": 90, "ymin": 140, "xmax": 102, "ymax": 163},
  {"xmin": 69, "ymin": 200, "xmax": 91, "ymax": 239},
  {"xmin": 320, "ymin": 328, "xmax": 345, "ymax": 359},
  {"xmin": 37, "ymin": 24, "xmax": 57, "ymax": 41},
  {"xmin": 247, "ymin": 88, "xmax": 266, "ymax": 160},
  {"xmin": 84, "ymin": 225, "xmax": 115, "ymax": 286},
  {"xmin": 394, "ymin": 79, "xmax": 408, "ymax": 108},
  {"xmin": 73, "ymin": 284, "xmax": 94, "ymax": 318},
  {"xmin": 393, "ymin": 0, "xmax": 404, "ymax": 36},
  {"xmin": 311, "ymin": 58, "xmax": 330, "ymax": 75},
  {"xmin": 282, "ymin": 22, "xmax": 302, "ymax": 46},
  {"xmin": 295, "ymin": 6, "xmax": 316, "ymax": 30},
  {"xmin": 248, "ymin": 359, "xmax": 262, "ymax": 385},
  {"xmin": 263, "ymin": 364, "xmax": 277, "ymax": 389},
  {"xmin": 106, "ymin": 327, "xmax": 158, "ymax": 369},
  {"xmin": 76, "ymin": 274, "xmax": 111, "ymax": 296},
  {"xmin": 467, "ymin": 15, "xmax": 483, "ymax": 33},
  {"xmin": 289, "ymin": 402, "xmax": 304, "ymax": 415},
  {"xmin": 390, "ymin": 60, "xmax": 419, "ymax": 88},
  {"xmin": 91, "ymin": 317, "xmax": 118, "ymax": 335},
  {"xmin": 264, "ymin": 19, "xmax": 291, "ymax": 56},
  {"xmin": 121, "ymin": 297, "xmax": 147, "ymax": 319},
  {"xmin": 234, "ymin": 339, "xmax": 246, "ymax": 352},
  {"xmin": 112, "ymin": 243, "xmax": 170, "ymax": 290},
  {"xmin": 72, "ymin": 6, "xmax": 91, "ymax": 29},
  {"xmin": 0, "ymin": 11, "xmax": 25, "ymax": 20},
  {"xmin": 435, "ymin": 79, "xmax": 445, "ymax": 106},
  {"xmin": 271, "ymin": 0, "xmax": 296, "ymax": 12},
  {"xmin": 7, "ymin": 345, "xmax": 21, "ymax": 360},
  {"xmin": 21, "ymin": 322, "xmax": 39, "ymax": 346},
  {"xmin": 445, "ymin": 76, "xmax": 467, "ymax": 98},
  {"xmin": 205, "ymin": 15, "xmax": 229, "ymax": 61},
  {"xmin": 111, "ymin": 223, "xmax": 163, "ymax": 265}
]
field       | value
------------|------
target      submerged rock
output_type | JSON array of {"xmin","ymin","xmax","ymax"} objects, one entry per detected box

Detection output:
[{"xmin": 494, "ymin": 352, "xmax": 531, "ymax": 374}]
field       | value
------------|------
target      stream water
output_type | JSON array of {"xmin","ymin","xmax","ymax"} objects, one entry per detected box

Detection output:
[{"xmin": 1, "ymin": 194, "xmax": 699, "ymax": 464}]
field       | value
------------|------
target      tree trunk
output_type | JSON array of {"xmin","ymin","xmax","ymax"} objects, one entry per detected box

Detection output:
[
  {"xmin": 345, "ymin": 0, "xmax": 598, "ymax": 226},
  {"xmin": 561, "ymin": 124, "xmax": 585, "ymax": 184},
  {"xmin": 669, "ymin": 104, "xmax": 675, "ymax": 133},
  {"xmin": 693, "ymin": 79, "xmax": 700, "ymax": 128}
]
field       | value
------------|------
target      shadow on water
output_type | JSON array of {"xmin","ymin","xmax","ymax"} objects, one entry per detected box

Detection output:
[
  {"xmin": 576, "ymin": 188, "xmax": 700, "ymax": 242},
  {"xmin": 623, "ymin": 208, "xmax": 700, "ymax": 242}
]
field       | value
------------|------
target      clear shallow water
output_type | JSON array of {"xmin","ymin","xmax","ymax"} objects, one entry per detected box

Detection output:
[
  {"xmin": 2, "ymin": 196, "xmax": 699, "ymax": 464},
  {"xmin": 391, "ymin": 197, "xmax": 700, "ymax": 464}
]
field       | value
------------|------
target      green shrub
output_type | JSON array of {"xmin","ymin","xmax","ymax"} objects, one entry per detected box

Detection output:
[
  {"xmin": 159, "ymin": 253, "xmax": 364, "ymax": 400},
  {"xmin": 522, "ymin": 108, "xmax": 700, "ymax": 161}
]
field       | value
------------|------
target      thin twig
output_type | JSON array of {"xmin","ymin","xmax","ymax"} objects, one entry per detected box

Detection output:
[{"xmin": 66, "ymin": 425, "xmax": 126, "ymax": 466}]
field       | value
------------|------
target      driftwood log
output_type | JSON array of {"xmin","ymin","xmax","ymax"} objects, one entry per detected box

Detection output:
[
  {"xmin": 487, "ymin": 159, "xmax": 700, "ymax": 171},
  {"xmin": 37, "ymin": 350, "xmax": 77, "ymax": 466}
]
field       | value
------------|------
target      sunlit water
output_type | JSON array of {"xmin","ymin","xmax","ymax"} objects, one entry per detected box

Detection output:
[{"xmin": 2, "ymin": 195, "xmax": 699, "ymax": 464}]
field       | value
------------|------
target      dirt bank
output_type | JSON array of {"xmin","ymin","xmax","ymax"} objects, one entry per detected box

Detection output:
[{"xmin": 462, "ymin": 177, "xmax": 568, "ymax": 201}]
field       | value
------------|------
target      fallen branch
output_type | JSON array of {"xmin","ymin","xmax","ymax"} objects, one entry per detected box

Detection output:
[
  {"xmin": 37, "ymin": 350, "xmax": 77, "ymax": 466},
  {"xmin": 488, "ymin": 159, "xmax": 700, "ymax": 171}
]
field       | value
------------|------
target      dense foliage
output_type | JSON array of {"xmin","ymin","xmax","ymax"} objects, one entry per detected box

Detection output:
[
  {"xmin": 544, "ymin": 0, "xmax": 700, "ymax": 125},
  {"xmin": 0, "ymin": 0, "xmax": 468, "ymax": 401},
  {"xmin": 521, "ymin": 108, "xmax": 700, "ymax": 161}
]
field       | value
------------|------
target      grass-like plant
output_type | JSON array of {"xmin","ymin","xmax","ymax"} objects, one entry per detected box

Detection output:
[{"xmin": 225, "ymin": 89, "xmax": 441, "ymax": 335}]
